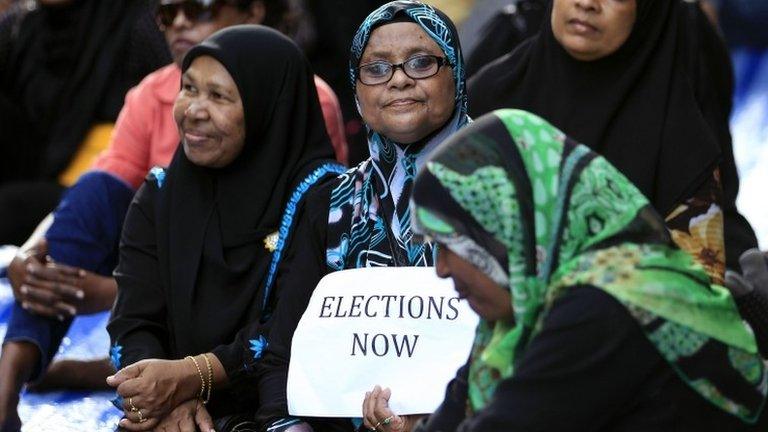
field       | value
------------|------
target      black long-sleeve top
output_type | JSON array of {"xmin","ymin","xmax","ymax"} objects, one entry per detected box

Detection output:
[
  {"xmin": 108, "ymin": 175, "xmax": 270, "ymax": 418},
  {"xmin": 255, "ymin": 181, "xmax": 354, "ymax": 432}
]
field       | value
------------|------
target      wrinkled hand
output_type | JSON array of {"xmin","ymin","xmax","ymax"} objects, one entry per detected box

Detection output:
[
  {"xmin": 362, "ymin": 385, "xmax": 419, "ymax": 432},
  {"xmin": 119, "ymin": 398, "xmax": 214, "ymax": 432},
  {"xmin": 8, "ymin": 239, "xmax": 116, "ymax": 319},
  {"xmin": 107, "ymin": 359, "xmax": 200, "ymax": 430}
]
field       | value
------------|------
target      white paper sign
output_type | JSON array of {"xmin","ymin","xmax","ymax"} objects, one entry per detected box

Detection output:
[{"xmin": 287, "ymin": 266, "xmax": 479, "ymax": 417}]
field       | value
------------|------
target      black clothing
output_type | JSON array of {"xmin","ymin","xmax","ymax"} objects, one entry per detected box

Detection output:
[
  {"xmin": 0, "ymin": 0, "xmax": 169, "ymax": 181},
  {"xmin": 464, "ymin": 0, "xmax": 546, "ymax": 78},
  {"xmin": 255, "ymin": 181, "xmax": 353, "ymax": 431},
  {"xmin": 468, "ymin": 1, "xmax": 757, "ymax": 269},
  {"xmin": 0, "ymin": 0, "xmax": 169, "ymax": 245},
  {"xmin": 415, "ymin": 286, "xmax": 768, "ymax": 432},
  {"xmin": 301, "ymin": 0, "xmax": 388, "ymax": 166},
  {"xmin": 0, "ymin": 182, "xmax": 62, "ymax": 245},
  {"xmin": 108, "ymin": 25, "xmax": 342, "ymax": 419}
]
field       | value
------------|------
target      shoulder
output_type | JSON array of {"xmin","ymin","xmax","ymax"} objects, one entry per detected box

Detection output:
[
  {"xmin": 313, "ymin": 75, "xmax": 341, "ymax": 106},
  {"xmin": 544, "ymin": 285, "xmax": 635, "ymax": 331},
  {"xmin": 530, "ymin": 284, "xmax": 644, "ymax": 359},
  {"xmin": 467, "ymin": 38, "xmax": 535, "ymax": 116}
]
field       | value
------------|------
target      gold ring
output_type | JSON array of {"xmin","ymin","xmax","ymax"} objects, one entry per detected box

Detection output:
[
  {"xmin": 128, "ymin": 397, "xmax": 138, "ymax": 412},
  {"xmin": 137, "ymin": 409, "xmax": 146, "ymax": 423},
  {"xmin": 382, "ymin": 416, "xmax": 394, "ymax": 425},
  {"xmin": 374, "ymin": 421, "xmax": 382, "ymax": 430}
]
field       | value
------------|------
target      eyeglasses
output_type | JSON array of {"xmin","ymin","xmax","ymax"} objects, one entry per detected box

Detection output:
[
  {"xmin": 356, "ymin": 55, "xmax": 451, "ymax": 86},
  {"xmin": 156, "ymin": 0, "xmax": 228, "ymax": 28}
]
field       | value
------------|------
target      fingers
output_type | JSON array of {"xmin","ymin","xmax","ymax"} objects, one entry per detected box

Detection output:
[
  {"xmin": 17, "ymin": 269, "xmax": 84, "ymax": 313},
  {"xmin": 372, "ymin": 387, "xmax": 399, "ymax": 431},
  {"xmin": 107, "ymin": 363, "xmax": 143, "ymax": 387},
  {"xmin": 179, "ymin": 416, "xmax": 197, "ymax": 432},
  {"xmin": 20, "ymin": 284, "xmax": 78, "ymax": 317},
  {"xmin": 194, "ymin": 402, "xmax": 216, "ymax": 432},
  {"xmin": 19, "ymin": 298, "xmax": 70, "ymax": 320},
  {"xmin": 364, "ymin": 385, "xmax": 382, "ymax": 430},
  {"xmin": 27, "ymin": 265, "xmax": 85, "ymax": 295},
  {"xmin": 45, "ymin": 259, "xmax": 87, "ymax": 278},
  {"xmin": 117, "ymin": 411, "xmax": 158, "ymax": 431},
  {"xmin": 116, "ymin": 378, "xmax": 147, "ymax": 401},
  {"xmin": 363, "ymin": 389, "xmax": 374, "ymax": 430}
]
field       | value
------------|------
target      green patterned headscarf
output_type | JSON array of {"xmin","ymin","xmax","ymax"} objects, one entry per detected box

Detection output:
[{"xmin": 411, "ymin": 109, "xmax": 767, "ymax": 423}]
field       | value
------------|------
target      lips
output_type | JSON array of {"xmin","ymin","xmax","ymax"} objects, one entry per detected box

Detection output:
[
  {"xmin": 183, "ymin": 128, "xmax": 214, "ymax": 145},
  {"xmin": 171, "ymin": 38, "xmax": 195, "ymax": 54},
  {"xmin": 384, "ymin": 98, "xmax": 420, "ymax": 108},
  {"xmin": 567, "ymin": 18, "xmax": 599, "ymax": 34}
]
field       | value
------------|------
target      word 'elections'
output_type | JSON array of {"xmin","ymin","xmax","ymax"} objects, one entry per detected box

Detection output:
[{"xmin": 319, "ymin": 295, "xmax": 460, "ymax": 320}]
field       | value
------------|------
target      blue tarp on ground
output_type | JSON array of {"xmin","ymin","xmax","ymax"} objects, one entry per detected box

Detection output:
[
  {"xmin": 0, "ymin": 47, "xmax": 766, "ymax": 431},
  {"xmin": 0, "ymin": 277, "xmax": 120, "ymax": 431}
]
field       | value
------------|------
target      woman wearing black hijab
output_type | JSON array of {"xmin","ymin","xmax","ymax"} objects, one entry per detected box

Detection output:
[
  {"xmin": 468, "ymin": 0, "xmax": 757, "ymax": 280},
  {"xmin": 106, "ymin": 25, "xmax": 345, "ymax": 431},
  {"xmin": 0, "ymin": 0, "xmax": 169, "ymax": 245}
]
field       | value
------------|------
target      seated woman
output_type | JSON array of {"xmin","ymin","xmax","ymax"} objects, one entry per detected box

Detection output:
[
  {"xmin": 254, "ymin": 2, "xmax": 470, "ymax": 430},
  {"xmin": 468, "ymin": 0, "xmax": 758, "ymax": 280},
  {"xmin": 0, "ymin": 3, "xmax": 347, "ymax": 419},
  {"xmin": 105, "ymin": 25, "xmax": 345, "ymax": 432},
  {"xmin": 363, "ymin": 109, "xmax": 767, "ymax": 431}
]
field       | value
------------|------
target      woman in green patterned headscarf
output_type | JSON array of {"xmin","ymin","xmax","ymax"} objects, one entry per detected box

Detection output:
[{"xmin": 363, "ymin": 109, "xmax": 767, "ymax": 432}]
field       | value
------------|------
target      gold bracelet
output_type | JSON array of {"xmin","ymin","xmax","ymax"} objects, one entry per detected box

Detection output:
[
  {"xmin": 201, "ymin": 353, "xmax": 213, "ymax": 404},
  {"xmin": 185, "ymin": 355, "xmax": 205, "ymax": 400}
]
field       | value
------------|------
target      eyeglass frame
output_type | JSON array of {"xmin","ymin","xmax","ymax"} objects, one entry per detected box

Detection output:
[
  {"xmin": 156, "ymin": 0, "xmax": 247, "ymax": 28},
  {"xmin": 355, "ymin": 54, "xmax": 452, "ymax": 86}
]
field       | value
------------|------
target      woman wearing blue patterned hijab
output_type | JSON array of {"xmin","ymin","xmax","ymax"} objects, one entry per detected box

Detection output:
[
  {"xmin": 255, "ymin": 2, "xmax": 470, "ymax": 430},
  {"xmin": 327, "ymin": 0, "xmax": 471, "ymax": 270}
]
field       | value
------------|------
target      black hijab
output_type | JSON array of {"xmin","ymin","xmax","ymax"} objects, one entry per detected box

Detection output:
[
  {"xmin": 158, "ymin": 25, "xmax": 338, "ymax": 356},
  {"xmin": 469, "ymin": 0, "xmax": 728, "ymax": 218},
  {"xmin": 0, "ymin": 0, "xmax": 169, "ymax": 180}
]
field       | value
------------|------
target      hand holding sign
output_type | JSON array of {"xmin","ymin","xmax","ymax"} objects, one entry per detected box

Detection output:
[
  {"xmin": 362, "ymin": 385, "xmax": 423, "ymax": 432},
  {"xmin": 287, "ymin": 267, "xmax": 478, "ymax": 418}
]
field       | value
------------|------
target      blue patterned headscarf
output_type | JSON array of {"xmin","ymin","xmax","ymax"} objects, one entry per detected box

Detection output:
[{"xmin": 326, "ymin": 1, "xmax": 470, "ymax": 270}]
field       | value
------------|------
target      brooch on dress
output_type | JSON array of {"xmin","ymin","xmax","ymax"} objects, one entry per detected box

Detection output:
[{"xmin": 264, "ymin": 231, "xmax": 279, "ymax": 252}]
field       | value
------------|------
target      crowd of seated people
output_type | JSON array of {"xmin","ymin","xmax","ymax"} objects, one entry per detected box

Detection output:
[{"xmin": 0, "ymin": 1, "xmax": 767, "ymax": 431}]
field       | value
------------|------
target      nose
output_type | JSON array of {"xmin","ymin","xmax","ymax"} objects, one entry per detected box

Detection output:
[
  {"xmin": 185, "ymin": 100, "xmax": 210, "ymax": 120},
  {"xmin": 574, "ymin": 0, "xmax": 600, "ymax": 13},
  {"xmin": 171, "ymin": 8, "xmax": 193, "ymax": 29}
]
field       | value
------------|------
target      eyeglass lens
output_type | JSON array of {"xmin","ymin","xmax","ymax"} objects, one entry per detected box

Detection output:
[{"xmin": 157, "ymin": 1, "xmax": 215, "ymax": 27}]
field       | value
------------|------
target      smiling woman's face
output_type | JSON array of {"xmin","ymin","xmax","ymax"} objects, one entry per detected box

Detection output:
[
  {"xmin": 173, "ymin": 55, "xmax": 246, "ymax": 168},
  {"xmin": 551, "ymin": 0, "xmax": 636, "ymax": 61},
  {"xmin": 355, "ymin": 21, "xmax": 456, "ymax": 144},
  {"xmin": 436, "ymin": 245, "xmax": 513, "ymax": 322}
]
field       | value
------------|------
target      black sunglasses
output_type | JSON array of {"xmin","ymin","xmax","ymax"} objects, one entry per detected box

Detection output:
[{"xmin": 156, "ymin": 0, "xmax": 235, "ymax": 28}]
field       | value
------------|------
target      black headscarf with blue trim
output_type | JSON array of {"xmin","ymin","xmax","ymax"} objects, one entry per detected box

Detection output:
[{"xmin": 325, "ymin": 1, "xmax": 470, "ymax": 270}]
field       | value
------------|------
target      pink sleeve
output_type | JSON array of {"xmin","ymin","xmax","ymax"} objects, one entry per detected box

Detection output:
[
  {"xmin": 91, "ymin": 83, "xmax": 154, "ymax": 189},
  {"xmin": 314, "ymin": 76, "xmax": 348, "ymax": 165}
]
